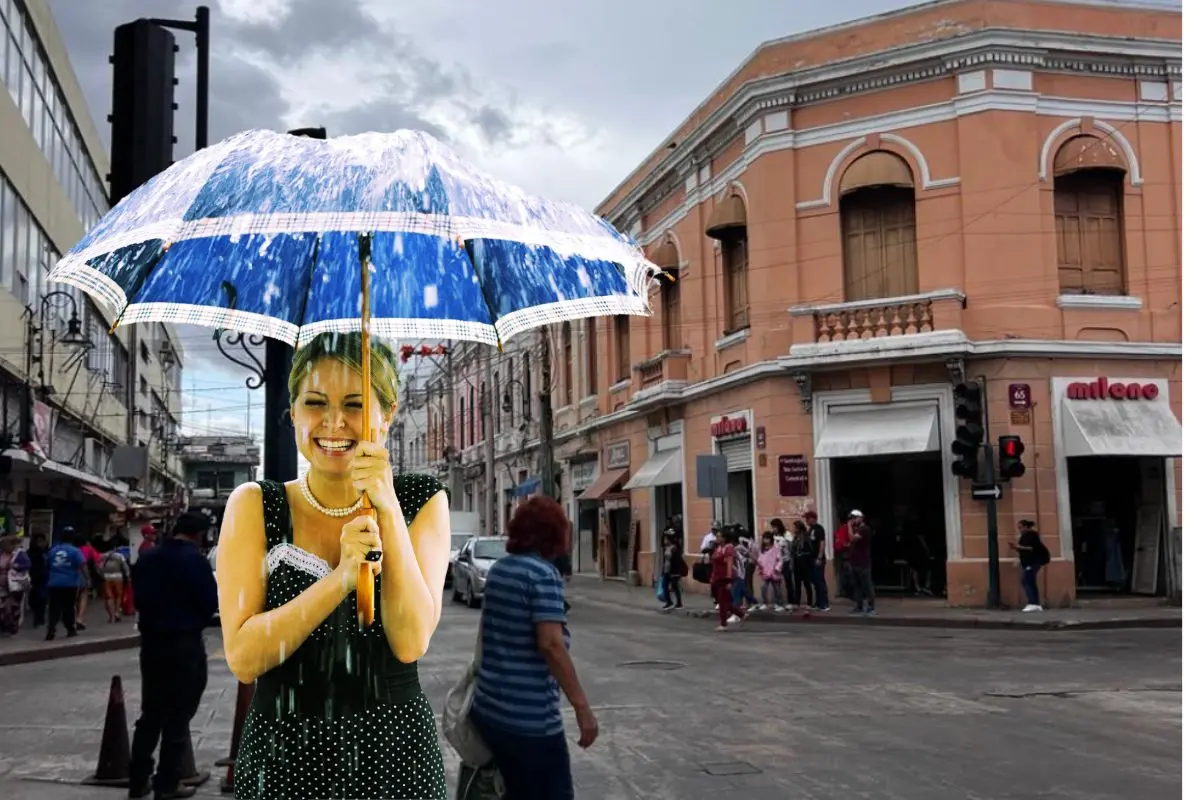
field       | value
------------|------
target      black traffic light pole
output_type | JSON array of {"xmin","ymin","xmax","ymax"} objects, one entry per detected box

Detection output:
[
  {"xmin": 973, "ymin": 376, "xmax": 1002, "ymax": 609},
  {"xmin": 148, "ymin": 6, "xmax": 209, "ymax": 154}
]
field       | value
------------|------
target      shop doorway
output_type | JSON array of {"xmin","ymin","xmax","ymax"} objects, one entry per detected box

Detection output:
[
  {"xmin": 829, "ymin": 453, "xmax": 948, "ymax": 596},
  {"xmin": 575, "ymin": 503, "xmax": 599, "ymax": 574},
  {"xmin": 606, "ymin": 506, "xmax": 632, "ymax": 577},
  {"xmin": 1068, "ymin": 456, "xmax": 1168, "ymax": 596}
]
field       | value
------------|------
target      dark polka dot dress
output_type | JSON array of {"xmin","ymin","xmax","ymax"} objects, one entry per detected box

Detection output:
[{"xmin": 233, "ymin": 475, "xmax": 448, "ymax": 800}]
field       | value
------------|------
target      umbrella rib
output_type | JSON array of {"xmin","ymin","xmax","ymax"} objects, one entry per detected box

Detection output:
[
  {"xmin": 107, "ymin": 241, "xmax": 172, "ymax": 334},
  {"xmin": 291, "ymin": 234, "xmax": 323, "ymax": 345},
  {"xmin": 461, "ymin": 239, "xmax": 503, "ymax": 352}
]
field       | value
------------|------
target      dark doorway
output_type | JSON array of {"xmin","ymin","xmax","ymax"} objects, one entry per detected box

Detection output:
[
  {"xmin": 1068, "ymin": 456, "xmax": 1168, "ymax": 596},
  {"xmin": 830, "ymin": 453, "xmax": 947, "ymax": 596}
]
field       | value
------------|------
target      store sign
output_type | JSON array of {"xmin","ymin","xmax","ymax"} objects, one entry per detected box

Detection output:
[
  {"xmin": 570, "ymin": 459, "xmax": 598, "ymax": 492},
  {"xmin": 710, "ymin": 415, "xmax": 749, "ymax": 438},
  {"xmin": 606, "ymin": 441, "xmax": 630, "ymax": 469},
  {"xmin": 778, "ymin": 455, "xmax": 809, "ymax": 497},
  {"xmin": 1066, "ymin": 377, "xmax": 1160, "ymax": 401}
]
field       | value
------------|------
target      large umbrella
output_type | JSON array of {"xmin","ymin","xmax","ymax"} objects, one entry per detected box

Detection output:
[{"xmin": 49, "ymin": 128, "xmax": 665, "ymax": 626}]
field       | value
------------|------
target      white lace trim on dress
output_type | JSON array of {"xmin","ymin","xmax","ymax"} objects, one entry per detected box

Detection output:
[{"xmin": 266, "ymin": 542, "xmax": 332, "ymax": 579}]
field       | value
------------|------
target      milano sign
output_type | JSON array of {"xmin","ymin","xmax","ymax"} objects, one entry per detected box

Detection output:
[{"xmin": 1066, "ymin": 377, "xmax": 1160, "ymax": 401}]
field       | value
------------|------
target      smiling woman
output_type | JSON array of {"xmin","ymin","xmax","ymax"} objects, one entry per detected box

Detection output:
[{"xmin": 215, "ymin": 331, "xmax": 452, "ymax": 800}]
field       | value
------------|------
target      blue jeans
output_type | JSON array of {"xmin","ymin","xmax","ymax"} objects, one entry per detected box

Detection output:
[
  {"xmin": 731, "ymin": 577, "xmax": 753, "ymax": 607},
  {"xmin": 1021, "ymin": 564, "xmax": 1042, "ymax": 606},
  {"xmin": 471, "ymin": 711, "xmax": 574, "ymax": 799},
  {"xmin": 811, "ymin": 560, "xmax": 830, "ymax": 609}
]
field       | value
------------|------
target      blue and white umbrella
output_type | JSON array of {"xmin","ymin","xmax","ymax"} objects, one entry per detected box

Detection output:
[{"xmin": 47, "ymin": 128, "xmax": 662, "ymax": 347}]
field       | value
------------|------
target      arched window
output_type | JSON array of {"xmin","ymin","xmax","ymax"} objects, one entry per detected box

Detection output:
[
  {"xmin": 584, "ymin": 317, "xmax": 598, "ymax": 396},
  {"xmin": 650, "ymin": 238, "xmax": 682, "ymax": 350},
  {"xmin": 706, "ymin": 195, "xmax": 749, "ymax": 333},
  {"xmin": 613, "ymin": 315, "xmax": 631, "ymax": 382},
  {"xmin": 839, "ymin": 151, "xmax": 918, "ymax": 302},
  {"xmin": 1053, "ymin": 135, "xmax": 1126, "ymax": 295},
  {"xmin": 562, "ymin": 322, "xmax": 573, "ymax": 403}
]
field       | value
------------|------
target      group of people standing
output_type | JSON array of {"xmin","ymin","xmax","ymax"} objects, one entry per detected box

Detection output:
[
  {"xmin": 0, "ymin": 523, "xmax": 159, "ymax": 639},
  {"xmin": 681, "ymin": 510, "xmax": 833, "ymax": 630}
]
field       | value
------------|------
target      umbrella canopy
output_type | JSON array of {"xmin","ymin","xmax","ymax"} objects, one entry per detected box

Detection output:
[{"xmin": 48, "ymin": 129, "xmax": 660, "ymax": 347}]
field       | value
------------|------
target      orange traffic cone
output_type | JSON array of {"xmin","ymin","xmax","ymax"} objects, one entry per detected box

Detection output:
[
  {"xmin": 180, "ymin": 728, "xmax": 211, "ymax": 787},
  {"xmin": 81, "ymin": 675, "xmax": 132, "ymax": 787}
]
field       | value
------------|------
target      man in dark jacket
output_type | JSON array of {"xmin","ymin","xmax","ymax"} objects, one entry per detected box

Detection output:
[{"xmin": 128, "ymin": 512, "xmax": 218, "ymax": 800}]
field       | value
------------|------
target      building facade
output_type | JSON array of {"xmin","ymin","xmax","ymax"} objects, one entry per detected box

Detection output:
[
  {"xmin": 181, "ymin": 435, "xmax": 260, "ymax": 546},
  {"xmin": 0, "ymin": 0, "xmax": 185, "ymax": 542},
  {"xmin": 552, "ymin": 0, "xmax": 1181, "ymax": 605}
]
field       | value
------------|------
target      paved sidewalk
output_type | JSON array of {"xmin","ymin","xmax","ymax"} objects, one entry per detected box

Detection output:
[
  {"xmin": 0, "ymin": 617, "xmax": 140, "ymax": 667},
  {"xmin": 565, "ymin": 575, "xmax": 1182, "ymax": 631}
]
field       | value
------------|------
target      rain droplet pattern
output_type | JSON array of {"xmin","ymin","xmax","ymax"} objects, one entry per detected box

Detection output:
[{"xmin": 233, "ymin": 476, "xmax": 447, "ymax": 799}]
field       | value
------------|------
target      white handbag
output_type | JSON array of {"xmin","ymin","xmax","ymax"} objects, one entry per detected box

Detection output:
[{"xmin": 442, "ymin": 620, "xmax": 493, "ymax": 768}]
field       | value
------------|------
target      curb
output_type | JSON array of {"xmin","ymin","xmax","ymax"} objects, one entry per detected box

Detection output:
[
  {"xmin": 568, "ymin": 595, "xmax": 1180, "ymax": 632},
  {"xmin": 0, "ymin": 633, "xmax": 142, "ymax": 667}
]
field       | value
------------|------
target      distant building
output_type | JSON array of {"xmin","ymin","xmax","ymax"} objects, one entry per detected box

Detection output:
[{"xmin": 181, "ymin": 435, "xmax": 260, "ymax": 545}]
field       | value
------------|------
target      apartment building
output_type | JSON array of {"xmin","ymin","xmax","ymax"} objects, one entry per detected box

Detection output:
[
  {"xmin": 181, "ymin": 434, "xmax": 259, "ymax": 545},
  {"xmin": 0, "ymin": 0, "xmax": 185, "ymax": 541},
  {"xmin": 551, "ymin": 0, "xmax": 1181, "ymax": 606}
]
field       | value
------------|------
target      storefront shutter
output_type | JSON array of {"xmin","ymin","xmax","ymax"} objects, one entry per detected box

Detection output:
[{"xmin": 718, "ymin": 436, "xmax": 753, "ymax": 472}]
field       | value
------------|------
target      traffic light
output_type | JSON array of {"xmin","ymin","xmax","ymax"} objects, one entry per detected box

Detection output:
[
  {"xmin": 950, "ymin": 381, "xmax": 984, "ymax": 478},
  {"xmin": 997, "ymin": 435, "xmax": 1026, "ymax": 480},
  {"xmin": 109, "ymin": 20, "xmax": 178, "ymax": 205}
]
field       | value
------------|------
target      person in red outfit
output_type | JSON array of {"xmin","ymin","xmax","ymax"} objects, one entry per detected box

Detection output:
[{"xmin": 712, "ymin": 528, "xmax": 746, "ymax": 632}]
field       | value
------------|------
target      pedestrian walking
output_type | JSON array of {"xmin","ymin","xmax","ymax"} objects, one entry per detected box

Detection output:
[
  {"xmin": 0, "ymin": 536, "xmax": 31, "ymax": 634},
  {"xmin": 100, "ymin": 545, "xmax": 131, "ymax": 623},
  {"xmin": 75, "ymin": 531, "xmax": 102, "ymax": 630},
  {"xmin": 1010, "ymin": 519, "xmax": 1050, "ymax": 612},
  {"xmin": 128, "ymin": 511, "xmax": 218, "ymax": 800},
  {"xmin": 712, "ymin": 527, "xmax": 746, "ymax": 631},
  {"xmin": 44, "ymin": 531, "xmax": 85, "ymax": 640},
  {"xmin": 471, "ymin": 496, "xmax": 598, "ymax": 798},
  {"xmin": 659, "ymin": 530, "xmax": 686, "ymax": 610}
]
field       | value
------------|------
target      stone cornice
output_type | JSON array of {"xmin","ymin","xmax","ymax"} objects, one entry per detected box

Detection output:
[{"xmin": 602, "ymin": 28, "xmax": 1182, "ymax": 231}]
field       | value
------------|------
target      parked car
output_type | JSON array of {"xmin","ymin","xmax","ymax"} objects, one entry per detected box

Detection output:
[
  {"xmin": 447, "ymin": 533, "xmax": 474, "ymax": 587},
  {"xmin": 450, "ymin": 536, "xmax": 506, "ymax": 608}
]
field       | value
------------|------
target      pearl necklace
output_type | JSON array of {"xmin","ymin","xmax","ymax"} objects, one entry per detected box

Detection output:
[{"xmin": 299, "ymin": 475, "xmax": 364, "ymax": 518}]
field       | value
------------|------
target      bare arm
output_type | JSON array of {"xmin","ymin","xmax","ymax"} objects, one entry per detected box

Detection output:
[
  {"xmin": 536, "ymin": 621, "xmax": 590, "ymax": 712},
  {"xmin": 378, "ymin": 490, "xmax": 450, "ymax": 663},
  {"xmin": 216, "ymin": 483, "xmax": 353, "ymax": 684}
]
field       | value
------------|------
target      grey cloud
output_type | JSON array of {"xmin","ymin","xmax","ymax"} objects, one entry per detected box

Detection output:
[
  {"xmin": 471, "ymin": 106, "xmax": 515, "ymax": 146},
  {"xmin": 319, "ymin": 96, "xmax": 449, "ymax": 141}
]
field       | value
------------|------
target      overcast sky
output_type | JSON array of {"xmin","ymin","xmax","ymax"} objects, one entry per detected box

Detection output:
[{"xmin": 45, "ymin": 0, "xmax": 1180, "ymax": 438}]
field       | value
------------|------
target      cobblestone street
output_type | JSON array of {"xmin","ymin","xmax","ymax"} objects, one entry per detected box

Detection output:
[{"xmin": 0, "ymin": 590, "xmax": 1181, "ymax": 799}]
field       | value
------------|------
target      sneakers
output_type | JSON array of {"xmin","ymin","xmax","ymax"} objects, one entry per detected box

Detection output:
[
  {"xmin": 773, "ymin": 605, "xmax": 786, "ymax": 613},
  {"xmin": 1021, "ymin": 604, "xmax": 1044, "ymax": 612}
]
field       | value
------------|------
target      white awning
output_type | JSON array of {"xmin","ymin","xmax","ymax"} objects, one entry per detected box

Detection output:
[
  {"xmin": 624, "ymin": 448, "xmax": 683, "ymax": 489},
  {"xmin": 815, "ymin": 404, "xmax": 940, "ymax": 459},
  {"xmin": 1060, "ymin": 398, "xmax": 1182, "ymax": 457}
]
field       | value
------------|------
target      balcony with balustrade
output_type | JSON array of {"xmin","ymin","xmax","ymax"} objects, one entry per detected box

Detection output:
[{"xmin": 787, "ymin": 289, "xmax": 967, "ymax": 362}]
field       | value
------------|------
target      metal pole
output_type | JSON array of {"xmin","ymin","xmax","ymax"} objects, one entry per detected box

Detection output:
[
  {"xmin": 443, "ymin": 343, "xmax": 463, "ymax": 509},
  {"xmin": 538, "ymin": 327, "xmax": 555, "ymax": 501},
  {"xmin": 483, "ymin": 379, "xmax": 495, "ymax": 536},
  {"xmin": 983, "ymin": 443, "xmax": 1001, "ymax": 609},
  {"xmin": 194, "ymin": 5, "xmax": 209, "ymax": 151},
  {"xmin": 261, "ymin": 339, "xmax": 296, "ymax": 482}
]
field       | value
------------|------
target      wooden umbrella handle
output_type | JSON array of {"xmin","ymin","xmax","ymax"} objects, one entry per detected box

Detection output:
[{"xmin": 356, "ymin": 504, "xmax": 380, "ymax": 628}]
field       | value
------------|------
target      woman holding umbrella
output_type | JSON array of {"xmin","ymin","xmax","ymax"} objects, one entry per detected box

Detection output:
[{"xmin": 216, "ymin": 332, "xmax": 451, "ymax": 800}]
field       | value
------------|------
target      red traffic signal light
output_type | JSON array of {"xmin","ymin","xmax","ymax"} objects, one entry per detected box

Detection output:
[{"xmin": 997, "ymin": 434, "xmax": 1026, "ymax": 479}]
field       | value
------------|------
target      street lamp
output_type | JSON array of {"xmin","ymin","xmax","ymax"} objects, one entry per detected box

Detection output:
[{"xmin": 21, "ymin": 290, "xmax": 93, "ymax": 446}]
